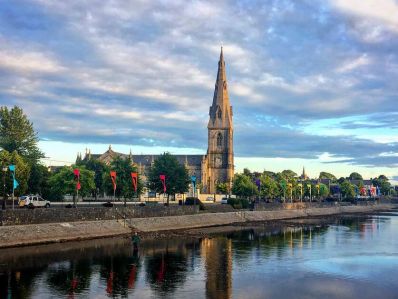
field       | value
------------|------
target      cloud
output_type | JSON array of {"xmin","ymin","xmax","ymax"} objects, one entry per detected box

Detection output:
[
  {"xmin": 0, "ymin": 0, "xmax": 397, "ymax": 169},
  {"xmin": 336, "ymin": 54, "xmax": 371, "ymax": 73},
  {"xmin": 331, "ymin": 0, "xmax": 398, "ymax": 32},
  {"xmin": 0, "ymin": 47, "xmax": 65, "ymax": 74}
]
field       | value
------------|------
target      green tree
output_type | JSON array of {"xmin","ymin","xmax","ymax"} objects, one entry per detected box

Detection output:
[
  {"xmin": 0, "ymin": 149, "xmax": 30, "ymax": 197},
  {"xmin": 319, "ymin": 183, "xmax": 329, "ymax": 197},
  {"xmin": 79, "ymin": 159, "xmax": 109, "ymax": 198},
  {"xmin": 104, "ymin": 156, "xmax": 142, "ymax": 201},
  {"xmin": 319, "ymin": 171, "xmax": 337, "ymax": 181},
  {"xmin": 340, "ymin": 180, "xmax": 355, "ymax": 199},
  {"xmin": 260, "ymin": 174, "xmax": 279, "ymax": 200},
  {"xmin": 216, "ymin": 182, "xmax": 228, "ymax": 194},
  {"xmin": 232, "ymin": 174, "xmax": 258, "ymax": 198},
  {"xmin": 349, "ymin": 172, "xmax": 363, "ymax": 181},
  {"xmin": 281, "ymin": 169, "xmax": 297, "ymax": 179},
  {"xmin": 0, "ymin": 106, "xmax": 44, "ymax": 163},
  {"xmin": 147, "ymin": 153, "xmax": 190, "ymax": 205},
  {"xmin": 48, "ymin": 166, "xmax": 95, "ymax": 200},
  {"xmin": 372, "ymin": 175, "xmax": 391, "ymax": 195},
  {"xmin": 28, "ymin": 163, "xmax": 51, "ymax": 198}
]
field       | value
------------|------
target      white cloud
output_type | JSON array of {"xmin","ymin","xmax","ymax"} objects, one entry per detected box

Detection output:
[
  {"xmin": 336, "ymin": 54, "xmax": 371, "ymax": 73},
  {"xmin": 0, "ymin": 48, "xmax": 65, "ymax": 74},
  {"xmin": 331, "ymin": 0, "xmax": 398, "ymax": 32}
]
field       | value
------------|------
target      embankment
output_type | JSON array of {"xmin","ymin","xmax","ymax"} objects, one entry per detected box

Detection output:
[{"xmin": 0, "ymin": 204, "xmax": 395, "ymax": 248}]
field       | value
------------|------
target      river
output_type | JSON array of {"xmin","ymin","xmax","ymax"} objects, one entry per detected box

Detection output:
[{"xmin": 1, "ymin": 211, "xmax": 397, "ymax": 299}]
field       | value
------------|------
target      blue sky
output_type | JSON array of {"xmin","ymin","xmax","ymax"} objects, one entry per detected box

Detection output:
[{"xmin": 0, "ymin": 0, "xmax": 398, "ymax": 182}]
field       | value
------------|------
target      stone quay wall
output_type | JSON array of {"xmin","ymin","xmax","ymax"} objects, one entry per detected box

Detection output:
[
  {"xmin": 0, "ymin": 204, "xmax": 395, "ymax": 248},
  {"xmin": 0, "ymin": 205, "xmax": 199, "ymax": 226}
]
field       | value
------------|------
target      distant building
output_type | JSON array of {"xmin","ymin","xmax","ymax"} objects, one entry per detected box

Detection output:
[
  {"xmin": 78, "ymin": 48, "xmax": 234, "ymax": 194},
  {"xmin": 300, "ymin": 167, "xmax": 309, "ymax": 180}
]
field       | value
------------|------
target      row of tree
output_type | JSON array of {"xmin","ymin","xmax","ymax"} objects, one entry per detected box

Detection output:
[
  {"xmin": 0, "ymin": 106, "xmax": 192, "ymax": 204},
  {"xmin": 230, "ymin": 168, "xmax": 395, "ymax": 200}
]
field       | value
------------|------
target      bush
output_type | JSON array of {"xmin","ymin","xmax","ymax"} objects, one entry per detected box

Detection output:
[
  {"xmin": 184, "ymin": 197, "xmax": 205, "ymax": 210},
  {"xmin": 227, "ymin": 198, "xmax": 249, "ymax": 209}
]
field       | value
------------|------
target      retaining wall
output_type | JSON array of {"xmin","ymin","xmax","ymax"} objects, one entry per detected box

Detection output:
[
  {"xmin": 130, "ymin": 204, "xmax": 395, "ymax": 232},
  {"xmin": 0, "ymin": 204, "xmax": 395, "ymax": 248},
  {"xmin": 0, "ymin": 205, "xmax": 198, "ymax": 226}
]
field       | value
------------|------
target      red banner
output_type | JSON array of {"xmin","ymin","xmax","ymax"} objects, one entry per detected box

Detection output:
[
  {"xmin": 73, "ymin": 169, "xmax": 81, "ymax": 190},
  {"xmin": 110, "ymin": 171, "xmax": 117, "ymax": 191},
  {"xmin": 131, "ymin": 172, "xmax": 138, "ymax": 192},
  {"xmin": 159, "ymin": 174, "xmax": 166, "ymax": 193}
]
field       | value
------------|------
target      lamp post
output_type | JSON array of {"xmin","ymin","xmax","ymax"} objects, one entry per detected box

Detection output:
[{"xmin": 2, "ymin": 166, "xmax": 7, "ymax": 210}]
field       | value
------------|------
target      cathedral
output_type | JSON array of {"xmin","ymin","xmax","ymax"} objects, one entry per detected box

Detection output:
[{"xmin": 80, "ymin": 48, "xmax": 234, "ymax": 194}]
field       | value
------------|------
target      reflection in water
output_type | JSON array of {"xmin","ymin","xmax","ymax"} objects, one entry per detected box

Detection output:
[
  {"xmin": 0, "ymin": 213, "xmax": 397, "ymax": 298},
  {"xmin": 202, "ymin": 237, "xmax": 232, "ymax": 299}
]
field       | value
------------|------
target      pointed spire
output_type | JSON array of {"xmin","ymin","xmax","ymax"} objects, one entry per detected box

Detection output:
[
  {"xmin": 208, "ymin": 46, "xmax": 232, "ymax": 128},
  {"xmin": 109, "ymin": 144, "xmax": 112, "ymax": 151}
]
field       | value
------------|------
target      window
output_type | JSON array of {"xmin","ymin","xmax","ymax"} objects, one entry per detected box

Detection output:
[
  {"xmin": 217, "ymin": 133, "xmax": 222, "ymax": 147},
  {"xmin": 217, "ymin": 109, "xmax": 222, "ymax": 119}
]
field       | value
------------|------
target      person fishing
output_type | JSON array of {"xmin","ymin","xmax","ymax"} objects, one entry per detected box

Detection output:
[{"xmin": 131, "ymin": 232, "xmax": 140, "ymax": 251}]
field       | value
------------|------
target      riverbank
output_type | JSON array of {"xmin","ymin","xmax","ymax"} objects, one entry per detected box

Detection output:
[{"xmin": 0, "ymin": 203, "xmax": 395, "ymax": 248}]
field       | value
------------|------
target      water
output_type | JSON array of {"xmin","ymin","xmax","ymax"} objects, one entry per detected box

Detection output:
[{"xmin": 1, "ymin": 211, "xmax": 398, "ymax": 299}]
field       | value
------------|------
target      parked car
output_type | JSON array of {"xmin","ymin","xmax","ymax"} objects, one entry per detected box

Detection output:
[
  {"xmin": 221, "ymin": 197, "xmax": 229, "ymax": 204},
  {"xmin": 206, "ymin": 196, "xmax": 214, "ymax": 202},
  {"xmin": 19, "ymin": 195, "xmax": 50, "ymax": 208}
]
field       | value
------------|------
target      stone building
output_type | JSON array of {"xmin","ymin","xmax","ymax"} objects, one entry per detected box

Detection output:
[{"xmin": 79, "ymin": 48, "xmax": 234, "ymax": 194}]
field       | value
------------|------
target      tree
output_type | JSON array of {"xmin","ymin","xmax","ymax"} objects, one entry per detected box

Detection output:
[
  {"xmin": 0, "ymin": 149, "xmax": 30, "ymax": 197},
  {"xmin": 79, "ymin": 159, "xmax": 109, "ymax": 198},
  {"xmin": 232, "ymin": 174, "xmax": 258, "ymax": 198},
  {"xmin": 349, "ymin": 172, "xmax": 363, "ymax": 181},
  {"xmin": 319, "ymin": 172, "xmax": 337, "ymax": 181},
  {"xmin": 48, "ymin": 166, "xmax": 95, "ymax": 200},
  {"xmin": 0, "ymin": 106, "xmax": 44, "ymax": 163},
  {"xmin": 372, "ymin": 175, "xmax": 391, "ymax": 195},
  {"xmin": 340, "ymin": 180, "xmax": 355, "ymax": 199},
  {"xmin": 280, "ymin": 170, "xmax": 297, "ymax": 179},
  {"xmin": 319, "ymin": 183, "xmax": 329, "ymax": 197},
  {"xmin": 28, "ymin": 163, "xmax": 51, "ymax": 198},
  {"xmin": 260, "ymin": 174, "xmax": 279, "ymax": 200},
  {"xmin": 103, "ymin": 156, "xmax": 142, "ymax": 201},
  {"xmin": 147, "ymin": 153, "xmax": 190, "ymax": 205},
  {"xmin": 216, "ymin": 182, "xmax": 228, "ymax": 194}
]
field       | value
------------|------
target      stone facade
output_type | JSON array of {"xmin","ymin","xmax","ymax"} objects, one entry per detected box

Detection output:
[{"xmin": 79, "ymin": 48, "xmax": 234, "ymax": 194}]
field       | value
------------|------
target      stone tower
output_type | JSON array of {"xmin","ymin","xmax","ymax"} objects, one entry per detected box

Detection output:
[{"xmin": 206, "ymin": 47, "xmax": 234, "ymax": 194}]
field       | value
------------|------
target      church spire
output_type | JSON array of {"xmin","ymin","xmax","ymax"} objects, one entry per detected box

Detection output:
[{"xmin": 208, "ymin": 47, "xmax": 232, "ymax": 128}]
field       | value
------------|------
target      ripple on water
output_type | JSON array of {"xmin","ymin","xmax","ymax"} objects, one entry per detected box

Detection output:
[{"xmin": 304, "ymin": 254, "xmax": 398, "ymax": 284}]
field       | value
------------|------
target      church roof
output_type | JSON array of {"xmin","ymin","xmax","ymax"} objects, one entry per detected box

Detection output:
[{"xmin": 131, "ymin": 154, "xmax": 204, "ymax": 167}]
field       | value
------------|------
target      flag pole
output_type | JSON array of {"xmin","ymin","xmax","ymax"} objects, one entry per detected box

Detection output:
[
  {"xmin": 76, "ymin": 184, "xmax": 78, "ymax": 208},
  {"xmin": 12, "ymin": 168, "xmax": 15, "ymax": 210}
]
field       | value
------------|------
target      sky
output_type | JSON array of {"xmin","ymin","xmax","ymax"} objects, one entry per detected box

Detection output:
[{"xmin": 0, "ymin": 0, "xmax": 397, "ymax": 182}]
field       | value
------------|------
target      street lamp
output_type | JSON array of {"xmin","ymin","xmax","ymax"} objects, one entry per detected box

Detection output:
[{"xmin": 2, "ymin": 166, "xmax": 7, "ymax": 210}]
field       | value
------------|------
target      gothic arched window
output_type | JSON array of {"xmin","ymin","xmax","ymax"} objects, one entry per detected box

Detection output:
[{"xmin": 217, "ymin": 132, "xmax": 222, "ymax": 147}]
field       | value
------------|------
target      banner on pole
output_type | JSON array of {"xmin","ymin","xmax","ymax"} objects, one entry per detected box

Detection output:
[
  {"xmin": 131, "ymin": 172, "xmax": 138, "ymax": 192},
  {"xmin": 255, "ymin": 179, "xmax": 261, "ymax": 191},
  {"xmin": 8, "ymin": 165, "xmax": 19, "ymax": 190},
  {"xmin": 74, "ymin": 169, "xmax": 81, "ymax": 190},
  {"xmin": 110, "ymin": 171, "xmax": 117, "ymax": 191},
  {"xmin": 159, "ymin": 174, "xmax": 166, "ymax": 193}
]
